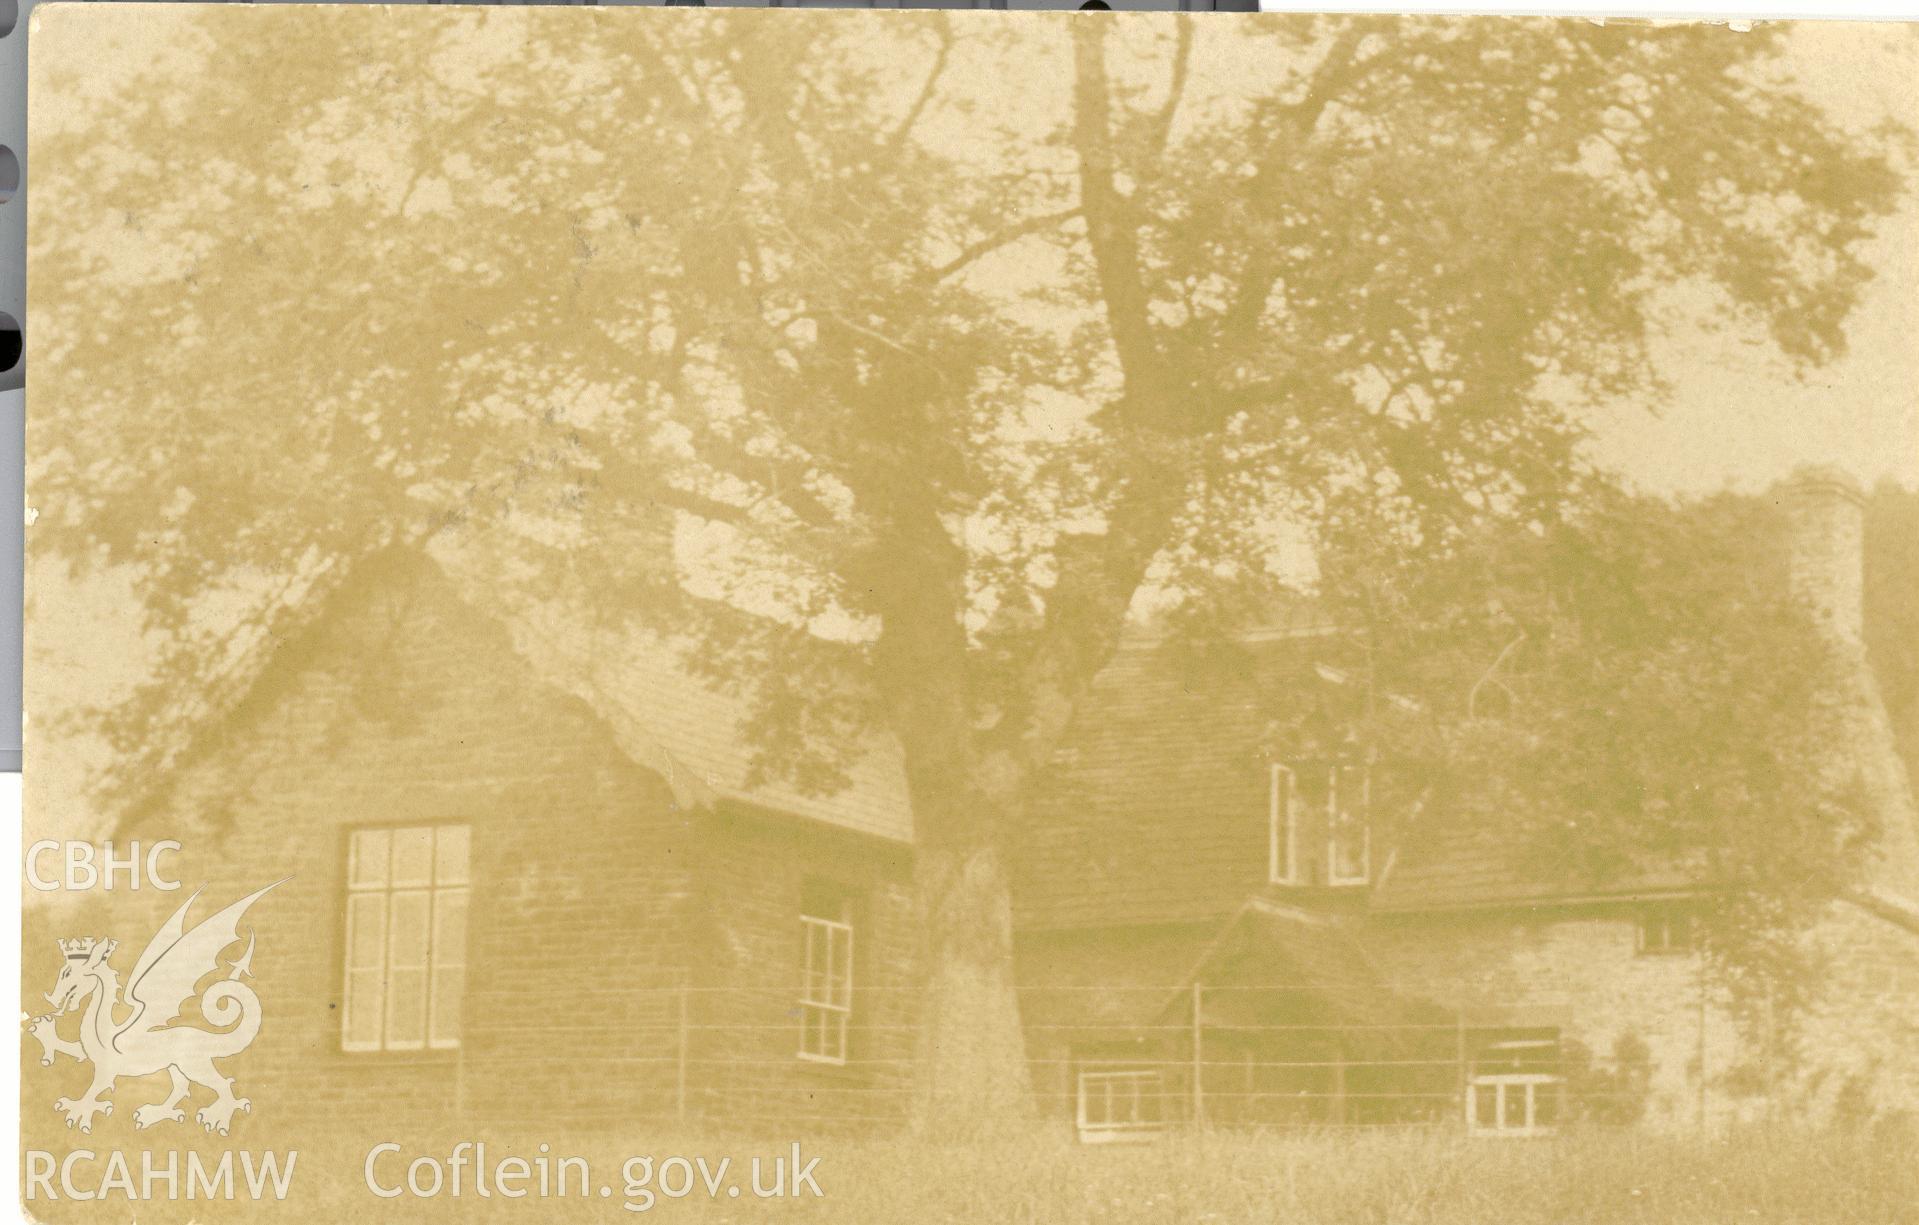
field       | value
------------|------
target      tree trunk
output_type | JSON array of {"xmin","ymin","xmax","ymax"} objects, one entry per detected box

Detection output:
[{"xmin": 910, "ymin": 832, "xmax": 1035, "ymax": 1136}]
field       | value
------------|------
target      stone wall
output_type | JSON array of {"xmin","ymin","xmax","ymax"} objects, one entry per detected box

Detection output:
[
  {"xmin": 1365, "ymin": 905, "xmax": 1750, "ymax": 1132},
  {"xmin": 1791, "ymin": 901, "xmax": 1919, "ymax": 1119},
  {"xmin": 1367, "ymin": 898, "xmax": 1919, "ymax": 1130}
]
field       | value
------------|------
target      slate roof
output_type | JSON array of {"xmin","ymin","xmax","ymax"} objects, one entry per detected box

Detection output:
[
  {"xmin": 1010, "ymin": 618, "xmax": 1712, "ymax": 926},
  {"xmin": 503, "ymin": 604, "xmax": 913, "ymax": 843},
  {"xmin": 1015, "ymin": 922, "xmax": 1226, "ymax": 1037},
  {"xmin": 1011, "ymin": 622, "xmax": 1348, "ymax": 930},
  {"xmin": 129, "ymin": 543, "xmax": 1876, "ymax": 908},
  {"xmin": 1175, "ymin": 900, "xmax": 1433, "ymax": 1030},
  {"xmin": 1013, "ymin": 899, "xmax": 1442, "ymax": 1044},
  {"xmin": 1370, "ymin": 827, "xmax": 1705, "ymax": 913},
  {"xmin": 115, "ymin": 544, "xmax": 913, "ymax": 845},
  {"xmin": 109, "ymin": 548, "xmax": 366, "ymax": 833}
]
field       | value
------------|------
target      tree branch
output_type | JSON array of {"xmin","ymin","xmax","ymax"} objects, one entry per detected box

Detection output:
[
  {"xmin": 997, "ymin": 22, "xmax": 1400, "ymax": 777},
  {"xmin": 1071, "ymin": 19, "xmax": 1174, "ymax": 411},
  {"xmin": 889, "ymin": 23, "xmax": 954, "ymax": 154},
  {"xmin": 925, "ymin": 208, "xmax": 1083, "ymax": 283},
  {"xmin": 1146, "ymin": 18, "xmax": 1195, "ymax": 160},
  {"xmin": 1278, "ymin": 21, "xmax": 1378, "ymax": 131},
  {"xmin": 1214, "ymin": 22, "xmax": 1389, "ymax": 340}
]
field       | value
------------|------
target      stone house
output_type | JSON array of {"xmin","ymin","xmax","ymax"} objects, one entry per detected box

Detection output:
[
  {"xmin": 1012, "ymin": 469, "xmax": 1919, "ymax": 1141},
  {"xmin": 25, "ymin": 473, "xmax": 1915, "ymax": 1146},
  {"xmin": 30, "ymin": 546, "xmax": 922, "ymax": 1138}
]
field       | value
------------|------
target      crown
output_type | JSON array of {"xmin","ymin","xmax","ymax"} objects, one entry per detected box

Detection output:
[{"xmin": 59, "ymin": 937, "xmax": 99, "ymax": 960}]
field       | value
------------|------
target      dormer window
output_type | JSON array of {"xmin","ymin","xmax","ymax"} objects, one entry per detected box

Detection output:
[
  {"xmin": 1326, "ymin": 763, "xmax": 1370, "ymax": 887},
  {"xmin": 1268, "ymin": 760, "xmax": 1371, "ymax": 887}
]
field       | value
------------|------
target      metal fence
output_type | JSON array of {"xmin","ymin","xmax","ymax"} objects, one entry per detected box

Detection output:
[{"xmin": 434, "ymin": 981, "xmax": 1757, "ymax": 1140}]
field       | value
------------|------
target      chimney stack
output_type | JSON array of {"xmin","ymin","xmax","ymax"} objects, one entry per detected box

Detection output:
[
  {"xmin": 1780, "ymin": 467, "xmax": 1919, "ymax": 911},
  {"xmin": 1781, "ymin": 465, "xmax": 1867, "ymax": 649}
]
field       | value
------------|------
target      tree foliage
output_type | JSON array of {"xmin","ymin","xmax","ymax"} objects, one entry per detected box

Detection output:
[
  {"xmin": 27, "ymin": 9, "xmax": 1906, "ymax": 1120},
  {"xmin": 1310, "ymin": 490, "xmax": 1871, "ymax": 1030}
]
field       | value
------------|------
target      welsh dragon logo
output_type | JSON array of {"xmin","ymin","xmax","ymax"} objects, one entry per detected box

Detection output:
[{"xmin": 25, "ymin": 882, "xmax": 280, "ymax": 1136}]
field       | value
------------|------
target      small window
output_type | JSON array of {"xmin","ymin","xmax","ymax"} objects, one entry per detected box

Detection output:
[
  {"xmin": 1326, "ymin": 763, "xmax": 1370, "ymax": 886},
  {"xmin": 1076, "ymin": 1065, "xmax": 1166, "ymax": 1143},
  {"xmin": 1269, "ymin": 763, "xmax": 1298, "ymax": 884},
  {"xmin": 343, "ymin": 824, "xmax": 468, "ymax": 1053},
  {"xmin": 1637, "ymin": 903, "xmax": 1696, "ymax": 955},
  {"xmin": 798, "ymin": 881, "xmax": 855, "ymax": 1065},
  {"xmin": 1467, "ymin": 1030, "xmax": 1562, "ymax": 1138}
]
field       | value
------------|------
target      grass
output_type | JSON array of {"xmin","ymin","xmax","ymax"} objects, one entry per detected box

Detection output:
[
  {"xmin": 746, "ymin": 1125, "xmax": 1918, "ymax": 1225},
  {"xmin": 28, "ymin": 1121, "xmax": 1918, "ymax": 1224}
]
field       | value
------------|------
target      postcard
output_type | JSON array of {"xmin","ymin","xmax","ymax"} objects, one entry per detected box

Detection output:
[{"xmin": 21, "ymin": 6, "xmax": 1919, "ymax": 1221}]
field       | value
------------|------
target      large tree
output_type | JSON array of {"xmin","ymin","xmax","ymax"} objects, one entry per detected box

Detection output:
[
  {"xmin": 28, "ymin": 10, "xmax": 1902, "ymax": 1128},
  {"xmin": 1305, "ymin": 487, "xmax": 1882, "ymax": 1046}
]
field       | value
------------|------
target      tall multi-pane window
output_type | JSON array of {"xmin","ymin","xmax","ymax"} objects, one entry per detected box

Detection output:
[
  {"xmin": 1326, "ymin": 763, "xmax": 1371, "ymax": 886},
  {"xmin": 1269, "ymin": 761, "xmax": 1370, "ymax": 887},
  {"xmin": 343, "ymin": 824, "xmax": 469, "ymax": 1053},
  {"xmin": 1269, "ymin": 763, "xmax": 1299, "ymax": 884},
  {"xmin": 798, "ymin": 881, "xmax": 855, "ymax": 1065}
]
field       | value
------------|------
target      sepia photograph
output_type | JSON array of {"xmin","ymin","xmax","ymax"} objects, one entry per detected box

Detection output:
[{"xmin": 18, "ymin": 6, "xmax": 1919, "ymax": 1221}]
